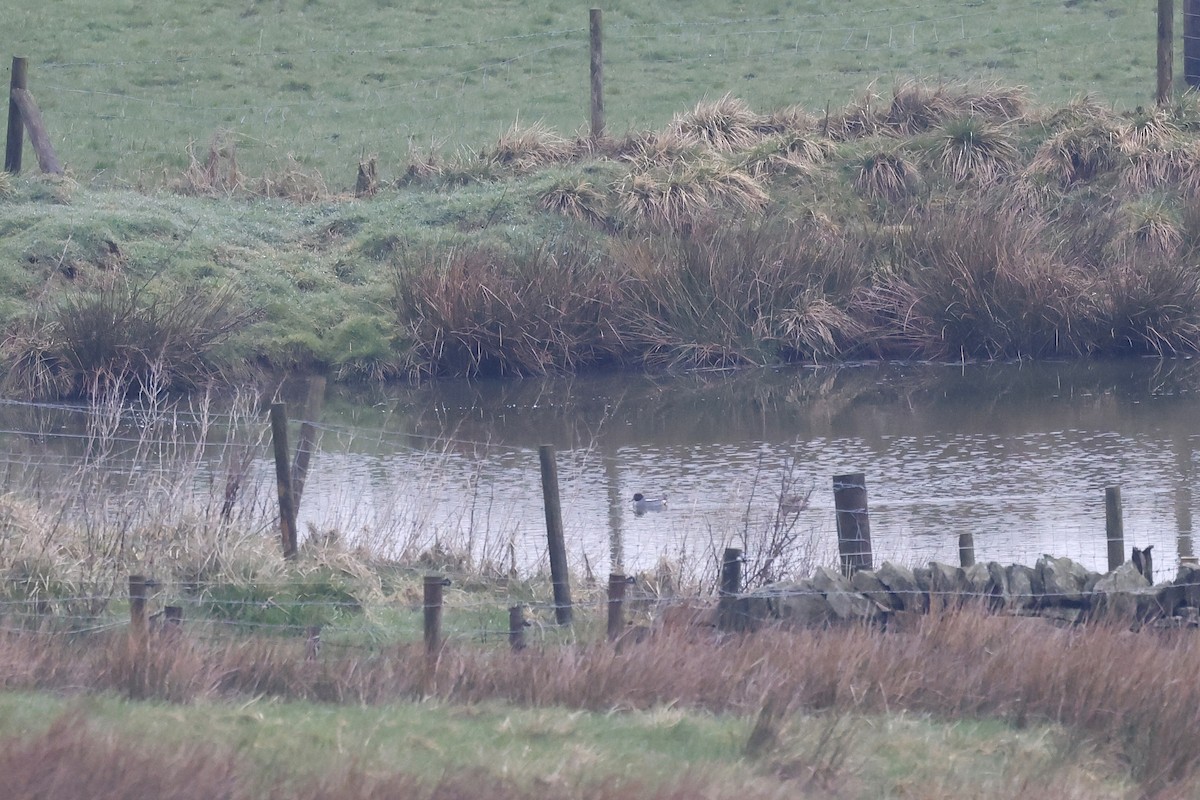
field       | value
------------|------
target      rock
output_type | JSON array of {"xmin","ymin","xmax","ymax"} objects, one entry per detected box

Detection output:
[
  {"xmin": 812, "ymin": 567, "xmax": 882, "ymax": 623},
  {"xmin": 1006, "ymin": 564, "xmax": 1040, "ymax": 610},
  {"xmin": 913, "ymin": 566, "xmax": 933, "ymax": 612},
  {"xmin": 850, "ymin": 569, "xmax": 902, "ymax": 611},
  {"xmin": 877, "ymin": 562, "xmax": 924, "ymax": 612},
  {"xmin": 1175, "ymin": 564, "xmax": 1200, "ymax": 608},
  {"xmin": 985, "ymin": 562, "xmax": 1010, "ymax": 610},
  {"xmin": 928, "ymin": 561, "xmax": 967, "ymax": 608},
  {"xmin": 964, "ymin": 562, "xmax": 991, "ymax": 598},
  {"xmin": 756, "ymin": 579, "xmax": 832, "ymax": 629},
  {"xmin": 1092, "ymin": 562, "xmax": 1153, "ymax": 623},
  {"xmin": 1041, "ymin": 606, "xmax": 1085, "ymax": 626},
  {"xmin": 1036, "ymin": 555, "xmax": 1092, "ymax": 606}
]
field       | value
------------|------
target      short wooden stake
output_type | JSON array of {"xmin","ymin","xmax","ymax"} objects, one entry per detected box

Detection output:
[
  {"xmin": 833, "ymin": 473, "xmax": 873, "ymax": 575},
  {"xmin": 539, "ymin": 445, "xmax": 572, "ymax": 625},
  {"xmin": 269, "ymin": 402, "xmax": 298, "ymax": 559},
  {"xmin": 424, "ymin": 575, "xmax": 449, "ymax": 656},
  {"xmin": 718, "ymin": 548, "xmax": 744, "ymax": 632},
  {"xmin": 508, "ymin": 605, "xmax": 527, "ymax": 651},
  {"xmin": 607, "ymin": 573, "xmax": 627, "ymax": 641},
  {"xmin": 958, "ymin": 533, "xmax": 975, "ymax": 568},
  {"xmin": 1106, "ymin": 486, "xmax": 1124, "ymax": 572},
  {"xmin": 163, "ymin": 605, "xmax": 183, "ymax": 631}
]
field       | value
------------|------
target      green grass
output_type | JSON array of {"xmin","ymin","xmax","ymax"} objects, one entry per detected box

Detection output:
[
  {"xmin": 7, "ymin": 0, "xmax": 1166, "ymax": 186},
  {"xmin": 0, "ymin": 691, "xmax": 1136, "ymax": 798}
]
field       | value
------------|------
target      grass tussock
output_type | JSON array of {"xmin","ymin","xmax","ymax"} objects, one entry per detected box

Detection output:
[{"xmin": 0, "ymin": 609, "xmax": 1195, "ymax": 794}]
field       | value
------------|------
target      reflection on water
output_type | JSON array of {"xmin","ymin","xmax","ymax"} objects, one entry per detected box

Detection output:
[{"xmin": 4, "ymin": 359, "xmax": 1200, "ymax": 577}]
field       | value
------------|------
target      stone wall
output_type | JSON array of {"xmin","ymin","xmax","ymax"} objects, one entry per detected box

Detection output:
[{"xmin": 743, "ymin": 556, "xmax": 1200, "ymax": 630}]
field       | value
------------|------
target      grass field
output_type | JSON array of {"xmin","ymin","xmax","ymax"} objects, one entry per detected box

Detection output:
[{"xmin": 7, "ymin": 0, "xmax": 1165, "ymax": 186}]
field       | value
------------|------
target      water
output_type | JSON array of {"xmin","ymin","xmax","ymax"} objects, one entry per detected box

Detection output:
[{"xmin": 3, "ymin": 359, "xmax": 1198, "ymax": 580}]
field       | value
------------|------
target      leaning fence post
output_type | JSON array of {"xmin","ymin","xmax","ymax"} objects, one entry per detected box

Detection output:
[
  {"xmin": 958, "ymin": 533, "xmax": 975, "ymax": 568},
  {"xmin": 5, "ymin": 57, "xmax": 26, "ymax": 174},
  {"xmin": 833, "ymin": 472, "xmax": 873, "ymax": 575},
  {"xmin": 508, "ymin": 605, "xmax": 527, "ymax": 651},
  {"xmin": 538, "ymin": 444, "xmax": 573, "ymax": 625},
  {"xmin": 718, "ymin": 548, "xmax": 744, "ymax": 632},
  {"xmin": 606, "ymin": 573, "xmax": 627, "ymax": 641},
  {"xmin": 269, "ymin": 402, "xmax": 299, "ymax": 559},
  {"xmin": 1106, "ymin": 486, "xmax": 1124, "ymax": 572},
  {"xmin": 424, "ymin": 575, "xmax": 449, "ymax": 656}
]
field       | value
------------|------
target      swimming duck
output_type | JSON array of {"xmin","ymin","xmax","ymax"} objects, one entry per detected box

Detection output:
[{"xmin": 632, "ymin": 492, "xmax": 667, "ymax": 515}]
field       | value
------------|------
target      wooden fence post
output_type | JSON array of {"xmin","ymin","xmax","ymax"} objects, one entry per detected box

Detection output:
[
  {"xmin": 1106, "ymin": 486, "xmax": 1124, "ymax": 572},
  {"xmin": 269, "ymin": 402, "xmax": 298, "ymax": 559},
  {"xmin": 606, "ymin": 573, "xmax": 627, "ymax": 641},
  {"xmin": 1186, "ymin": 0, "xmax": 1200, "ymax": 86},
  {"xmin": 1161, "ymin": 0, "xmax": 1176, "ymax": 105},
  {"xmin": 424, "ymin": 575, "xmax": 449, "ymax": 656},
  {"xmin": 589, "ymin": 9, "xmax": 605, "ymax": 140},
  {"xmin": 717, "ymin": 548, "xmax": 743, "ymax": 632},
  {"xmin": 833, "ymin": 473, "xmax": 873, "ymax": 575},
  {"xmin": 508, "ymin": 605, "xmax": 527, "ymax": 651},
  {"xmin": 538, "ymin": 444, "xmax": 573, "ymax": 625},
  {"xmin": 958, "ymin": 533, "xmax": 975, "ymax": 568},
  {"xmin": 127, "ymin": 574, "xmax": 147, "ymax": 700},
  {"xmin": 5, "ymin": 57, "xmax": 27, "ymax": 174}
]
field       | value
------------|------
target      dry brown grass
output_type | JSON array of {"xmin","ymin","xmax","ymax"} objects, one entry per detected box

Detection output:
[
  {"xmin": 171, "ymin": 130, "xmax": 245, "ymax": 196},
  {"xmin": 1, "ymin": 609, "xmax": 1198, "ymax": 793},
  {"xmin": 669, "ymin": 94, "xmax": 766, "ymax": 152}
]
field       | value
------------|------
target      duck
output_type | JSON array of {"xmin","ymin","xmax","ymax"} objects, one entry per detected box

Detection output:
[{"xmin": 632, "ymin": 492, "xmax": 667, "ymax": 515}]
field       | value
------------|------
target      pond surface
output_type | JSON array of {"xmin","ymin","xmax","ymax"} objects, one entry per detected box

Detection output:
[{"xmin": 3, "ymin": 359, "xmax": 1199, "ymax": 581}]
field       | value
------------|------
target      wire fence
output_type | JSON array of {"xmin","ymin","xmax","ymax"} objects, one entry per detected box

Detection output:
[
  {"xmin": 7, "ymin": 0, "xmax": 1168, "ymax": 186},
  {"xmin": 0, "ymin": 388, "xmax": 1193, "ymax": 595}
]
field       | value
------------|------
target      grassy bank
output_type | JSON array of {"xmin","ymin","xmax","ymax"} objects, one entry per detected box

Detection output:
[{"xmin": 6, "ymin": 85, "xmax": 1200, "ymax": 397}]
